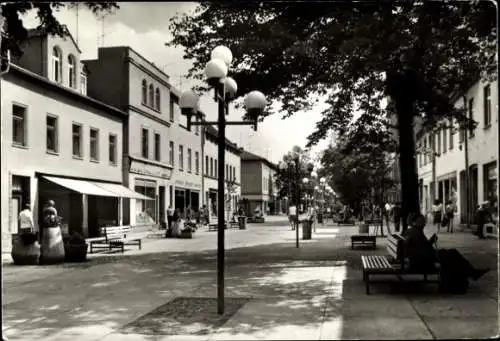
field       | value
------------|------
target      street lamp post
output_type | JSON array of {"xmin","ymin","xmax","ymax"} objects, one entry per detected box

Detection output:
[
  {"xmin": 179, "ymin": 45, "xmax": 267, "ymax": 315},
  {"xmin": 279, "ymin": 156, "xmax": 300, "ymax": 248}
]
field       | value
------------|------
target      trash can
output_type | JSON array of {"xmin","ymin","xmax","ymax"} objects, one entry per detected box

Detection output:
[
  {"xmin": 238, "ymin": 216, "xmax": 247, "ymax": 230},
  {"xmin": 302, "ymin": 219, "xmax": 312, "ymax": 240},
  {"xmin": 359, "ymin": 223, "xmax": 369, "ymax": 234},
  {"xmin": 317, "ymin": 213, "xmax": 323, "ymax": 224}
]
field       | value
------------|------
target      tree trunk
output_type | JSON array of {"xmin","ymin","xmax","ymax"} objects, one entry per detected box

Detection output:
[{"xmin": 389, "ymin": 69, "xmax": 421, "ymax": 233}]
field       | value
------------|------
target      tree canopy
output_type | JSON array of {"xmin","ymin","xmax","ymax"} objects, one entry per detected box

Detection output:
[
  {"xmin": 1, "ymin": 2, "xmax": 119, "ymax": 57},
  {"xmin": 274, "ymin": 145, "xmax": 313, "ymax": 204},
  {"xmin": 168, "ymin": 1, "xmax": 496, "ymax": 145}
]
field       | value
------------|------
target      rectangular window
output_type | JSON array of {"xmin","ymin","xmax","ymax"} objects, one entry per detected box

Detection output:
[
  {"xmin": 12, "ymin": 104, "xmax": 27, "ymax": 146},
  {"xmin": 72, "ymin": 123, "xmax": 82, "ymax": 158},
  {"xmin": 226, "ymin": 164, "xmax": 229, "ymax": 180},
  {"xmin": 423, "ymin": 138, "xmax": 427, "ymax": 165},
  {"xmin": 195, "ymin": 151, "xmax": 200, "ymax": 175},
  {"xmin": 141, "ymin": 128, "xmax": 149, "ymax": 159},
  {"xmin": 187, "ymin": 148, "xmax": 192, "ymax": 173},
  {"xmin": 154, "ymin": 133, "xmax": 161, "ymax": 162},
  {"xmin": 215, "ymin": 159, "xmax": 218, "ymax": 178},
  {"xmin": 179, "ymin": 145, "xmax": 184, "ymax": 170},
  {"xmin": 210, "ymin": 157, "xmax": 214, "ymax": 177},
  {"xmin": 436, "ymin": 131, "xmax": 441, "ymax": 155},
  {"xmin": 169, "ymin": 98, "xmax": 174, "ymax": 122},
  {"xmin": 90, "ymin": 128, "xmax": 99, "ymax": 161},
  {"xmin": 46, "ymin": 115, "xmax": 58, "ymax": 153},
  {"xmin": 169, "ymin": 141, "xmax": 174, "ymax": 166},
  {"xmin": 442, "ymin": 126, "xmax": 447, "ymax": 153},
  {"xmin": 205, "ymin": 155, "xmax": 209, "ymax": 175},
  {"xmin": 449, "ymin": 119, "xmax": 454, "ymax": 150},
  {"xmin": 109, "ymin": 134, "xmax": 117, "ymax": 165},
  {"xmin": 484, "ymin": 84, "xmax": 491, "ymax": 127},
  {"xmin": 468, "ymin": 97, "xmax": 474, "ymax": 137},
  {"xmin": 80, "ymin": 72, "xmax": 87, "ymax": 95}
]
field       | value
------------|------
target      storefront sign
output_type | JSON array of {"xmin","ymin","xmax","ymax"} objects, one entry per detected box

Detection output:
[
  {"xmin": 130, "ymin": 160, "xmax": 173, "ymax": 180},
  {"xmin": 175, "ymin": 180, "xmax": 201, "ymax": 189}
]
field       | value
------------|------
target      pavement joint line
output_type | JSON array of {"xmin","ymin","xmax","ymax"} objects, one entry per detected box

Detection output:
[
  {"xmin": 408, "ymin": 297, "xmax": 437, "ymax": 340},
  {"xmin": 318, "ymin": 264, "xmax": 337, "ymax": 340}
]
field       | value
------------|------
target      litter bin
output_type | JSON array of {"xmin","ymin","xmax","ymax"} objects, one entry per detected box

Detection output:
[
  {"xmin": 359, "ymin": 222, "xmax": 369, "ymax": 234},
  {"xmin": 317, "ymin": 213, "xmax": 323, "ymax": 224},
  {"xmin": 302, "ymin": 219, "xmax": 312, "ymax": 240},
  {"xmin": 238, "ymin": 216, "xmax": 247, "ymax": 230}
]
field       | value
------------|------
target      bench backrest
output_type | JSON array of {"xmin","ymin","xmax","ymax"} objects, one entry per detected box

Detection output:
[
  {"xmin": 100, "ymin": 225, "xmax": 131, "ymax": 240},
  {"xmin": 386, "ymin": 233, "xmax": 405, "ymax": 265}
]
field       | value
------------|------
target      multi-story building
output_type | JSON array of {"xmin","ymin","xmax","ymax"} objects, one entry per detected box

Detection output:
[
  {"xmin": 169, "ymin": 88, "xmax": 203, "ymax": 215},
  {"xmin": 202, "ymin": 126, "xmax": 242, "ymax": 220},
  {"xmin": 416, "ymin": 78, "xmax": 498, "ymax": 225},
  {"xmin": 0, "ymin": 29, "xmax": 145, "ymax": 251},
  {"xmin": 240, "ymin": 150, "xmax": 279, "ymax": 215},
  {"xmin": 84, "ymin": 46, "xmax": 176, "ymax": 226}
]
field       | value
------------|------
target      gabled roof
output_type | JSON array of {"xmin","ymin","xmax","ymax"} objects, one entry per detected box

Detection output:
[
  {"xmin": 241, "ymin": 150, "xmax": 278, "ymax": 170},
  {"xmin": 28, "ymin": 27, "xmax": 82, "ymax": 54}
]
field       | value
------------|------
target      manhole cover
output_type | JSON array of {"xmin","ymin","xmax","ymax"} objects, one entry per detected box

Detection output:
[{"xmin": 122, "ymin": 296, "xmax": 251, "ymax": 335}]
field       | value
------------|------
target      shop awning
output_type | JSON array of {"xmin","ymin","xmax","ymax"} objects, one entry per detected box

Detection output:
[
  {"xmin": 42, "ymin": 176, "xmax": 154, "ymax": 200},
  {"xmin": 93, "ymin": 182, "xmax": 153, "ymax": 200}
]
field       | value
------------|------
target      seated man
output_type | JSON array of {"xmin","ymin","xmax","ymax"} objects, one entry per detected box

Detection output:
[{"xmin": 403, "ymin": 213, "xmax": 489, "ymax": 293}]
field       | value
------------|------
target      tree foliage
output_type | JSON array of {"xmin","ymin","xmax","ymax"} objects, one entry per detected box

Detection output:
[
  {"xmin": 274, "ymin": 145, "xmax": 313, "ymax": 204},
  {"xmin": 1, "ymin": 2, "xmax": 119, "ymax": 57},
  {"xmin": 321, "ymin": 124, "xmax": 397, "ymax": 209},
  {"xmin": 168, "ymin": 1, "xmax": 496, "ymax": 143}
]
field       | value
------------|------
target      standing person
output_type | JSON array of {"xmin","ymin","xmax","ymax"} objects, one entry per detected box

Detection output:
[
  {"xmin": 384, "ymin": 202, "xmax": 392, "ymax": 232},
  {"xmin": 186, "ymin": 205, "xmax": 192, "ymax": 221},
  {"xmin": 392, "ymin": 202, "xmax": 402, "ymax": 232},
  {"xmin": 166, "ymin": 205, "xmax": 174, "ymax": 231},
  {"xmin": 172, "ymin": 208, "xmax": 181, "ymax": 237},
  {"xmin": 432, "ymin": 199, "xmax": 443, "ymax": 233},
  {"xmin": 19, "ymin": 203, "xmax": 34, "ymax": 233},
  {"xmin": 288, "ymin": 203, "xmax": 297, "ymax": 231},
  {"xmin": 445, "ymin": 200, "xmax": 455, "ymax": 233}
]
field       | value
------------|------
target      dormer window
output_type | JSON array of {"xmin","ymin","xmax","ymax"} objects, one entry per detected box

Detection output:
[
  {"xmin": 141, "ymin": 79, "xmax": 147, "ymax": 104},
  {"xmin": 155, "ymin": 87, "xmax": 161, "ymax": 111},
  {"xmin": 52, "ymin": 47, "xmax": 62, "ymax": 83},
  {"xmin": 68, "ymin": 54, "xmax": 76, "ymax": 88},
  {"xmin": 148, "ymin": 84, "xmax": 154, "ymax": 107},
  {"xmin": 80, "ymin": 69, "xmax": 87, "ymax": 95}
]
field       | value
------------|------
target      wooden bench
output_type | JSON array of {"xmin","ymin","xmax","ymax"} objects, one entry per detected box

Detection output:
[
  {"xmin": 88, "ymin": 226, "xmax": 142, "ymax": 253},
  {"xmin": 361, "ymin": 233, "xmax": 440, "ymax": 294},
  {"xmin": 351, "ymin": 234, "xmax": 376, "ymax": 249},
  {"xmin": 229, "ymin": 218, "xmax": 239, "ymax": 229},
  {"xmin": 208, "ymin": 220, "xmax": 227, "ymax": 231}
]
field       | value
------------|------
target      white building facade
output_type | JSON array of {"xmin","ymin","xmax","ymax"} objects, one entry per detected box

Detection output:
[
  {"xmin": 416, "ymin": 78, "xmax": 498, "ymax": 225},
  {"xmin": 0, "ymin": 31, "xmax": 138, "ymax": 251}
]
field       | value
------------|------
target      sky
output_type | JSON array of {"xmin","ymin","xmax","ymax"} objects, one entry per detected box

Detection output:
[{"xmin": 22, "ymin": 2, "xmax": 334, "ymax": 163}]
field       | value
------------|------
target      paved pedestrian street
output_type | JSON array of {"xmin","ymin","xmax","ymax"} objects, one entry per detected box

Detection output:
[{"xmin": 2, "ymin": 217, "xmax": 498, "ymax": 340}]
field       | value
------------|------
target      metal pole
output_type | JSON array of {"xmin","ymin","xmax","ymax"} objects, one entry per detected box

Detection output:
[
  {"xmin": 216, "ymin": 82, "xmax": 226, "ymax": 315},
  {"xmin": 295, "ymin": 157, "xmax": 300, "ymax": 248},
  {"xmin": 463, "ymin": 96, "xmax": 471, "ymax": 229}
]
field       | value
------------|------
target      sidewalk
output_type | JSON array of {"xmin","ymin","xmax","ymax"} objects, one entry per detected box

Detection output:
[{"xmin": 2, "ymin": 220, "xmax": 498, "ymax": 340}]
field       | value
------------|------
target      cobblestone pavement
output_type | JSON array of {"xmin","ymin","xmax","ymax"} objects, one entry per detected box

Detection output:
[{"xmin": 2, "ymin": 218, "xmax": 498, "ymax": 340}]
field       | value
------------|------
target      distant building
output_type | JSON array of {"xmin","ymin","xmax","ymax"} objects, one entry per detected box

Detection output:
[
  {"xmin": 1, "ymin": 29, "xmax": 137, "ymax": 252},
  {"xmin": 240, "ymin": 150, "xmax": 280, "ymax": 216},
  {"xmin": 202, "ymin": 126, "xmax": 242, "ymax": 220}
]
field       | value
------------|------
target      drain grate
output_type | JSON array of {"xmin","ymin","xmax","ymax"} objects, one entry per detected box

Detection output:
[{"xmin": 122, "ymin": 296, "xmax": 251, "ymax": 335}]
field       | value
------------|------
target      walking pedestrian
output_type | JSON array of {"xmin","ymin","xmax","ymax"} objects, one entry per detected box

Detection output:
[
  {"xmin": 19, "ymin": 203, "xmax": 34, "ymax": 233},
  {"xmin": 432, "ymin": 199, "xmax": 443, "ymax": 233},
  {"xmin": 288, "ymin": 203, "xmax": 297, "ymax": 230},
  {"xmin": 445, "ymin": 200, "xmax": 455, "ymax": 233}
]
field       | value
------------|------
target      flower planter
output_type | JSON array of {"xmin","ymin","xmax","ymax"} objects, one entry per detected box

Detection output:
[
  {"xmin": 40, "ymin": 226, "xmax": 65, "ymax": 264},
  {"xmin": 179, "ymin": 229, "xmax": 193, "ymax": 239},
  {"xmin": 11, "ymin": 233, "xmax": 40, "ymax": 265},
  {"xmin": 64, "ymin": 243, "xmax": 88, "ymax": 262}
]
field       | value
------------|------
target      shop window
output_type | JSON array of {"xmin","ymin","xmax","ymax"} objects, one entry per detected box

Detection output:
[
  {"xmin": 483, "ymin": 162, "xmax": 498, "ymax": 218},
  {"xmin": 135, "ymin": 184, "xmax": 156, "ymax": 224},
  {"xmin": 12, "ymin": 104, "xmax": 27, "ymax": 147}
]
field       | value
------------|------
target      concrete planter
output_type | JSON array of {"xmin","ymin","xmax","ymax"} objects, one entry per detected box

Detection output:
[
  {"xmin": 40, "ymin": 226, "xmax": 65, "ymax": 264},
  {"xmin": 11, "ymin": 233, "xmax": 40, "ymax": 265},
  {"xmin": 64, "ymin": 243, "xmax": 88, "ymax": 262}
]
